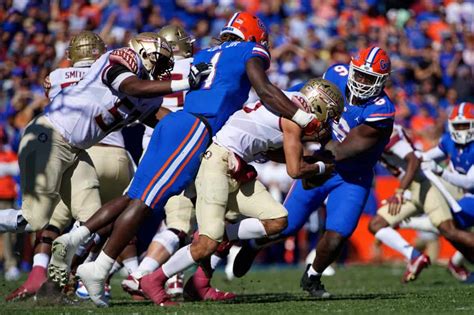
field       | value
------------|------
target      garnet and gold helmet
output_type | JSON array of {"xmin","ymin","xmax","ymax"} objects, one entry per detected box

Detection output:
[
  {"xmin": 158, "ymin": 25, "xmax": 194, "ymax": 59},
  {"xmin": 68, "ymin": 31, "xmax": 106, "ymax": 67},
  {"xmin": 300, "ymin": 78, "xmax": 345, "ymax": 123},
  {"xmin": 129, "ymin": 32, "xmax": 174, "ymax": 79}
]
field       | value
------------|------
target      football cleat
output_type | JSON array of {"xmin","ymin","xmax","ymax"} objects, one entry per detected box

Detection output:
[
  {"xmin": 183, "ymin": 266, "xmax": 236, "ymax": 302},
  {"xmin": 448, "ymin": 259, "xmax": 470, "ymax": 282},
  {"xmin": 140, "ymin": 269, "xmax": 177, "ymax": 306},
  {"xmin": 402, "ymin": 253, "xmax": 430, "ymax": 283},
  {"xmin": 232, "ymin": 241, "xmax": 260, "ymax": 278},
  {"xmin": 6, "ymin": 266, "xmax": 47, "ymax": 301},
  {"xmin": 76, "ymin": 262, "xmax": 109, "ymax": 307},
  {"xmin": 121, "ymin": 274, "xmax": 146, "ymax": 301},
  {"xmin": 300, "ymin": 265, "xmax": 331, "ymax": 298},
  {"xmin": 165, "ymin": 273, "xmax": 184, "ymax": 298},
  {"xmin": 49, "ymin": 234, "xmax": 80, "ymax": 287}
]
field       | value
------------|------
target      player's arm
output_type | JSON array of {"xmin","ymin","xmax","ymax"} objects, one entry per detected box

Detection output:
[
  {"xmin": 107, "ymin": 63, "xmax": 211, "ymax": 98},
  {"xmin": 441, "ymin": 166, "xmax": 474, "ymax": 190},
  {"xmin": 246, "ymin": 58, "xmax": 319, "ymax": 133},
  {"xmin": 326, "ymin": 123, "xmax": 392, "ymax": 161},
  {"xmin": 43, "ymin": 74, "xmax": 51, "ymax": 98},
  {"xmin": 140, "ymin": 107, "xmax": 171, "ymax": 128},
  {"xmin": 422, "ymin": 146, "xmax": 447, "ymax": 162},
  {"xmin": 281, "ymin": 118, "xmax": 331, "ymax": 179}
]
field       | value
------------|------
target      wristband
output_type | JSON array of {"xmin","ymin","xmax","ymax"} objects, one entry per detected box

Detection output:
[
  {"xmin": 291, "ymin": 109, "xmax": 313, "ymax": 128},
  {"xmin": 316, "ymin": 161, "xmax": 325, "ymax": 175},
  {"xmin": 170, "ymin": 79, "xmax": 190, "ymax": 92}
]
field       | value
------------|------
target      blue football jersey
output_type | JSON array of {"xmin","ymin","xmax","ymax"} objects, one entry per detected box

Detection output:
[
  {"xmin": 323, "ymin": 64, "xmax": 395, "ymax": 177},
  {"xmin": 184, "ymin": 41, "xmax": 270, "ymax": 134},
  {"xmin": 439, "ymin": 133, "xmax": 474, "ymax": 176}
]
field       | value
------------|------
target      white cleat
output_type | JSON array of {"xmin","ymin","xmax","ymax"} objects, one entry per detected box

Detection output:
[
  {"xmin": 225, "ymin": 245, "xmax": 241, "ymax": 281},
  {"xmin": 49, "ymin": 234, "xmax": 80, "ymax": 287},
  {"xmin": 76, "ymin": 262, "xmax": 109, "ymax": 307}
]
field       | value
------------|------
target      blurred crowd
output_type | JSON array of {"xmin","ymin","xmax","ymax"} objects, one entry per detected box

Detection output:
[{"xmin": 1, "ymin": 0, "xmax": 474, "ymax": 270}]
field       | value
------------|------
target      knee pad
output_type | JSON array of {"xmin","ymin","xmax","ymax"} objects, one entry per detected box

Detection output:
[{"xmin": 152, "ymin": 229, "xmax": 186, "ymax": 255}]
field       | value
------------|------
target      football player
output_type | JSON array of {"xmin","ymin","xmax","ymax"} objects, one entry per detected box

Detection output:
[
  {"xmin": 54, "ymin": 12, "xmax": 323, "ymax": 307},
  {"xmin": 233, "ymin": 46, "xmax": 395, "ymax": 298},
  {"xmin": 421, "ymin": 102, "xmax": 474, "ymax": 275},
  {"xmin": 140, "ymin": 78, "xmax": 344, "ymax": 305},
  {"xmin": 368, "ymin": 123, "xmax": 474, "ymax": 283}
]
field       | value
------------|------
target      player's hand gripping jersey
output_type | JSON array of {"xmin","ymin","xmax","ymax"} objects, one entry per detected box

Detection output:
[
  {"xmin": 44, "ymin": 48, "xmax": 163, "ymax": 149},
  {"xmin": 323, "ymin": 64, "xmax": 395, "ymax": 178},
  {"xmin": 184, "ymin": 41, "xmax": 270, "ymax": 134}
]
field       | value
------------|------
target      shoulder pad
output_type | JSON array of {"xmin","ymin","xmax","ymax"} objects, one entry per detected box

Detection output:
[{"xmin": 109, "ymin": 48, "xmax": 139, "ymax": 74}]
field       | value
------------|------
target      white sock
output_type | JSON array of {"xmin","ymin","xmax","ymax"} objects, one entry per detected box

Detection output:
[
  {"xmin": 210, "ymin": 254, "xmax": 221, "ymax": 270},
  {"xmin": 70, "ymin": 226, "xmax": 91, "ymax": 246},
  {"xmin": 123, "ymin": 257, "xmax": 139, "ymax": 274},
  {"xmin": 375, "ymin": 227, "xmax": 413, "ymax": 260},
  {"xmin": 84, "ymin": 251, "xmax": 100, "ymax": 264},
  {"xmin": 33, "ymin": 253, "xmax": 50, "ymax": 269},
  {"xmin": 0, "ymin": 209, "xmax": 21, "ymax": 232},
  {"xmin": 138, "ymin": 256, "xmax": 160, "ymax": 274},
  {"xmin": 94, "ymin": 251, "xmax": 115, "ymax": 277},
  {"xmin": 109, "ymin": 261, "xmax": 122, "ymax": 276},
  {"xmin": 399, "ymin": 216, "xmax": 439, "ymax": 234},
  {"xmin": 307, "ymin": 265, "xmax": 320, "ymax": 277},
  {"xmin": 451, "ymin": 251, "xmax": 465, "ymax": 267},
  {"xmin": 226, "ymin": 218, "xmax": 267, "ymax": 241},
  {"xmin": 162, "ymin": 245, "xmax": 196, "ymax": 278}
]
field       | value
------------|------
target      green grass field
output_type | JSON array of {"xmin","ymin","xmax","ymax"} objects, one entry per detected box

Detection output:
[{"xmin": 1, "ymin": 264, "xmax": 473, "ymax": 314}]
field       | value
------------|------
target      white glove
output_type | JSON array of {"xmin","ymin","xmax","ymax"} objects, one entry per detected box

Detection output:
[{"xmin": 421, "ymin": 160, "xmax": 444, "ymax": 176}]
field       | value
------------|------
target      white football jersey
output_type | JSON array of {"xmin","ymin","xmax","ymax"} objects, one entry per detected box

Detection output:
[
  {"xmin": 142, "ymin": 57, "xmax": 193, "ymax": 151},
  {"xmin": 45, "ymin": 66, "xmax": 125, "ymax": 148},
  {"xmin": 214, "ymin": 91, "xmax": 304, "ymax": 163},
  {"xmin": 44, "ymin": 48, "xmax": 162, "ymax": 149}
]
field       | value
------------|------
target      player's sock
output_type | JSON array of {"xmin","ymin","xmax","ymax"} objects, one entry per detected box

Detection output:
[
  {"xmin": 375, "ymin": 227, "xmax": 420, "ymax": 260},
  {"xmin": 123, "ymin": 257, "xmax": 139, "ymax": 274},
  {"xmin": 226, "ymin": 218, "xmax": 267, "ymax": 241},
  {"xmin": 109, "ymin": 261, "xmax": 122, "ymax": 276},
  {"xmin": 33, "ymin": 253, "xmax": 50, "ymax": 269},
  {"xmin": 162, "ymin": 245, "xmax": 195, "ymax": 278},
  {"xmin": 451, "ymin": 251, "xmax": 465, "ymax": 267},
  {"xmin": 70, "ymin": 226, "xmax": 92, "ymax": 246},
  {"xmin": 94, "ymin": 251, "xmax": 115, "ymax": 277},
  {"xmin": 307, "ymin": 265, "xmax": 320, "ymax": 277},
  {"xmin": 210, "ymin": 254, "xmax": 221, "ymax": 270},
  {"xmin": 84, "ymin": 251, "xmax": 100, "ymax": 263},
  {"xmin": 399, "ymin": 216, "xmax": 439, "ymax": 233},
  {"xmin": 138, "ymin": 257, "xmax": 160, "ymax": 274}
]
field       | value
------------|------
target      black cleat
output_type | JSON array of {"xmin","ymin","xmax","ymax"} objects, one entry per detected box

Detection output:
[
  {"xmin": 300, "ymin": 264, "xmax": 331, "ymax": 299},
  {"xmin": 232, "ymin": 242, "xmax": 260, "ymax": 278}
]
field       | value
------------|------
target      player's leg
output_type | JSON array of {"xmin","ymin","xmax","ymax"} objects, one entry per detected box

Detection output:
[
  {"xmin": 78, "ymin": 113, "xmax": 209, "ymax": 306},
  {"xmin": 139, "ymin": 142, "xmax": 229, "ymax": 305},
  {"xmin": 122, "ymin": 194, "xmax": 192, "ymax": 298},
  {"xmin": 303, "ymin": 175, "xmax": 370, "ymax": 298},
  {"xmin": 441, "ymin": 196, "xmax": 474, "ymax": 263},
  {"xmin": 0, "ymin": 116, "xmax": 77, "ymax": 233},
  {"xmin": 233, "ymin": 178, "xmax": 330, "ymax": 278}
]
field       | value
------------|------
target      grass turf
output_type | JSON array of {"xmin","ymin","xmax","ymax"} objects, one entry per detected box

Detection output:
[{"xmin": 0, "ymin": 264, "xmax": 473, "ymax": 314}]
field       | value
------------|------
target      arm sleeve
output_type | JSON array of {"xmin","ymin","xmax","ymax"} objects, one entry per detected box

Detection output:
[
  {"xmin": 0, "ymin": 162, "xmax": 19, "ymax": 177},
  {"xmin": 103, "ymin": 64, "xmax": 136, "ymax": 92},
  {"xmin": 441, "ymin": 165, "xmax": 474, "ymax": 190},
  {"xmin": 422, "ymin": 146, "xmax": 446, "ymax": 162},
  {"xmin": 244, "ymin": 43, "xmax": 271, "ymax": 70}
]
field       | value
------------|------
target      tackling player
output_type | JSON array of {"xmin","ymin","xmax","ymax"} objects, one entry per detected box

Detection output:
[
  {"xmin": 53, "ymin": 12, "xmax": 323, "ymax": 307},
  {"xmin": 233, "ymin": 47, "xmax": 395, "ymax": 298}
]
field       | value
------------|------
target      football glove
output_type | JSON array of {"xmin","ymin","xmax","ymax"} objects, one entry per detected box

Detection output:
[{"xmin": 188, "ymin": 62, "xmax": 213, "ymax": 90}]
